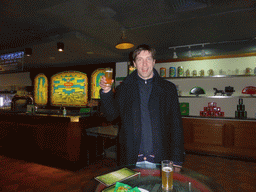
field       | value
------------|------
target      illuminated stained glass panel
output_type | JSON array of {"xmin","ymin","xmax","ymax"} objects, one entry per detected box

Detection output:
[
  {"xmin": 91, "ymin": 68, "xmax": 105, "ymax": 99},
  {"xmin": 34, "ymin": 73, "xmax": 48, "ymax": 106},
  {"xmin": 51, "ymin": 71, "xmax": 88, "ymax": 107}
]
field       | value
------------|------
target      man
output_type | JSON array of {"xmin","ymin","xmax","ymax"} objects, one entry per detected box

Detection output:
[{"xmin": 100, "ymin": 44, "xmax": 184, "ymax": 169}]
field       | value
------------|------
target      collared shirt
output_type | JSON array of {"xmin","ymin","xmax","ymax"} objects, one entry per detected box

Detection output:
[
  {"xmin": 137, "ymin": 74, "xmax": 154, "ymax": 158},
  {"xmin": 137, "ymin": 154, "xmax": 155, "ymax": 163}
]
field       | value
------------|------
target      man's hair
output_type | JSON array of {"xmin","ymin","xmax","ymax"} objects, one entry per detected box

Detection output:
[{"xmin": 132, "ymin": 44, "xmax": 156, "ymax": 61}]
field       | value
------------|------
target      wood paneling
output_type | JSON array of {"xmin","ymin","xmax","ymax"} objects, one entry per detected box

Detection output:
[
  {"xmin": 182, "ymin": 117, "xmax": 256, "ymax": 160},
  {"xmin": 234, "ymin": 124, "xmax": 256, "ymax": 149},
  {"xmin": 193, "ymin": 123, "xmax": 223, "ymax": 146},
  {"xmin": 183, "ymin": 119, "xmax": 193, "ymax": 144},
  {"xmin": 222, "ymin": 123, "xmax": 235, "ymax": 147},
  {"xmin": 0, "ymin": 113, "xmax": 110, "ymax": 169}
]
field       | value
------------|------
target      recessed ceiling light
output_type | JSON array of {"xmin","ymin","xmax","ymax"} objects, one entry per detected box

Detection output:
[{"xmin": 57, "ymin": 42, "xmax": 64, "ymax": 52}]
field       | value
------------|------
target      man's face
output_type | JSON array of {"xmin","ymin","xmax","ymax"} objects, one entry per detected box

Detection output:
[{"xmin": 133, "ymin": 50, "xmax": 155, "ymax": 80}]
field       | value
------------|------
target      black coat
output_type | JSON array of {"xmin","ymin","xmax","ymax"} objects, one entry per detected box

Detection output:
[{"xmin": 100, "ymin": 68, "xmax": 184, "ymax": 166}]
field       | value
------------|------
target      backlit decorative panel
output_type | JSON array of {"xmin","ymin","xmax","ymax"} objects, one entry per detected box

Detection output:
[
  {"xmin": 34, "ymin": 73, "xmax": 48, "ymax": 106},
  {"xmin": 0, "ymin": 51, "xmax": 24, "ymax": 73},
  {"xmin": 91, "ymin": 68, "xmax": 105, "ymax": 99},
  {"xmin": 51, "ymin": 71, "xmax": 88, "ymax": 107}
]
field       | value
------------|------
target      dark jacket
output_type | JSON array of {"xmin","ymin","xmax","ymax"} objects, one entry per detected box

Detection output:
[{"xmin": 100, "ymin": 68, "xmax": 184, "ymax": 166}]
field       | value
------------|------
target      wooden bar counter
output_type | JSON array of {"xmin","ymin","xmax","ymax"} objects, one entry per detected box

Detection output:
[
  {"xmin": 183, "ymin": 117, "xmax": 256, "ymax": 161},
  {"xmin": 1, "ymin": 112, "xmax": 255, "ymax": 170},
  {"xmin": 0, "ymin": 111, "xmax": 109, "ymax": 170}
]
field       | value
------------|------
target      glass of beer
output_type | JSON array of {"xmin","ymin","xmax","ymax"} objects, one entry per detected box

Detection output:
[
  {"xmin": 105, "ymin": 68, "xmax": 113, "ymax": 86},
  {"xmin": 161, "ymin": 160, "xmax": 173, "ymax": 191}
]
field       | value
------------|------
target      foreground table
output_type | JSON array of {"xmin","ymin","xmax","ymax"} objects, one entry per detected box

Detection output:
[{"xmin": 93, "ymin": 164, "xmax": 224, "ymax": 192}]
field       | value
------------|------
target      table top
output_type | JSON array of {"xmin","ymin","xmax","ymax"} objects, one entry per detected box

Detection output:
[
  {"xmin": 86, "ymin": 125, "xmax": 118, "ymax": 138},
  {"xmin": 94, "ymin": 164, "xmax": 224, "ymax": 192}
]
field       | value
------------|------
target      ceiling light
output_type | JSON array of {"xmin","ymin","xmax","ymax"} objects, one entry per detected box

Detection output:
[
  {"xmin": 115, "ymin": 31, "xmax": 134, "ymax": 50},
  {"xmin": 173, "ymin": 48, "xmax": 178, "ymax": 59},
  {"xmin": 57, "ymin": 42, "xmax": 64, "ymax": 52},
  {"xmin": 201, "ymin": 44, "xmax": 205, "ymax": 57},
  {"xmin": 188, "ymin": 46, "xmax": 192, "ymax": 57},
  {"xmin": 25, "ymin": 48, "xmax": 32, "ymax": 56}
]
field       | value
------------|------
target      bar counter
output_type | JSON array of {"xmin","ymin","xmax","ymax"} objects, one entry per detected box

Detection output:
[
  {"xmin": 1, "ymin": 111, "xmax": 255, "ymax": 170},
  {"xmin": 0, "ymin": 111, "xmax": 110, "ymax": 170}
]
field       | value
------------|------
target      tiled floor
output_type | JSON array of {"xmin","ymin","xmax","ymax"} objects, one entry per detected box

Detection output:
[{"xmin": 0, "ymin": 153, "xmax": 255, "ymax": 192}]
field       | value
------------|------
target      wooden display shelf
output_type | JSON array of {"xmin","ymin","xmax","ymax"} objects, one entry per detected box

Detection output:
[
  {"xmin": 164, "ymin": 74, "xmax": 256, "ymax": 79},
  {"xmin": 179, "ymin": 95, "xmax": 256, "ymax": 98}
]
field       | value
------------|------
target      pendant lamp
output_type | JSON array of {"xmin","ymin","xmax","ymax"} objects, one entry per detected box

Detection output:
[{"xmin": 115, "ymin": 31, "xmax": 134, "ymax": 50}]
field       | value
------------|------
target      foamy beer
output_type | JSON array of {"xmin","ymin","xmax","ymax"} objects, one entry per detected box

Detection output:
[
  {"xmin": 162, "ymin": 160, "xmax": 174, "ymax": 191},
  {"xmin": 105, "ymin": 68, "xmax": 113, "ymax": 86}
]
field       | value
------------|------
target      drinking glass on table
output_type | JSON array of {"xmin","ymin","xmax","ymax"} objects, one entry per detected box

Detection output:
[
  {"xmin": 105, "ymin": 68, "xmax": 113, "ymax": 86},
  {"xmin": 162, "ymin": 160, "xmax": 173, "ymax": 191}
]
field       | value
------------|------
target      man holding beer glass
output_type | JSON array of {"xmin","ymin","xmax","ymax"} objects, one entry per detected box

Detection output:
[{"xmin": 100, "ymin": 44, "xmax": 184, "ymax": 174}]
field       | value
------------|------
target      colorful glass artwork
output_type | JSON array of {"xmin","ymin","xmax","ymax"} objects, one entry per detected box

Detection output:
[
  {"xmin": 51, "ymin": 71, "xmax": 88, "ymax": 107},
  {"xmin": 34, "ymin": 73, "xmax": 48, "ymax": 106},
  {"xmin": 91, "ymin": 68, "xmax": 105, "ymax": 99},
  {"xmin": 128, "ymin": 65, "xmax": 136, "ymax": 75}
]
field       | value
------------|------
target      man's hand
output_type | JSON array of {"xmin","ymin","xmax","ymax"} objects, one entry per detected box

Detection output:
[
  {"xmin": 100, "ymin": 76, "xmax": 114, "ymax": 93},
  {"xmin": 173, "ymin": 165, "xmax": 182, "ymax": 173},
  {"xmin": 174, "ymin": 167, "xmax": 181, "ymax": 173}
]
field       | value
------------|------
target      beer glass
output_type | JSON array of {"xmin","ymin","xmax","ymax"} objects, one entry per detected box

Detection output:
[
  {"xmin": 162, "ymin": 160, "xmax": 173, "ymax": 191},
  {"xmin": 105, "ymin": 68, "xmax": 113, "ymax": 86}
]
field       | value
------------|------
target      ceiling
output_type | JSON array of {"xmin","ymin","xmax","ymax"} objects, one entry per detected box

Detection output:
[{"xmin": 1, "ymin": 0, "xmax": 256, "ymax": 67}]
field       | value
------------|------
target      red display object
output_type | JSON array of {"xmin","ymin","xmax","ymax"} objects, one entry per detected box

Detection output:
[
  {"xmin": 208, "ymin": 102, "xmax": 217, "ymax": 107},
  {"xmin": 200, "ymin": 102, "xmax": 224, "ymax": 117},
  {"xmin": 242, "ymin": 86, "xmax": 256, "ymax": 95}
]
